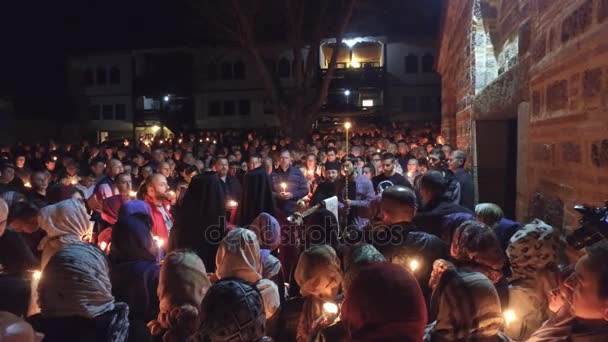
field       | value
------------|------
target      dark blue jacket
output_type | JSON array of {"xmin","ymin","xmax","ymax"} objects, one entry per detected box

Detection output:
[{"xmin": 270, "ymin": 166, "xmax": 308, "ymax": 215}]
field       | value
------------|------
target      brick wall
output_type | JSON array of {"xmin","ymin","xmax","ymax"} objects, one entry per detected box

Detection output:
[{"xmin": 438, "ymin": 0, "xmax": 608, "ymax": 229}]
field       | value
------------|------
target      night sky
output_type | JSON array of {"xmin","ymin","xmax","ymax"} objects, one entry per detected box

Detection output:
[{"xmin": 0, "ymin": 0, "xmax": 442, "ymax": 116}]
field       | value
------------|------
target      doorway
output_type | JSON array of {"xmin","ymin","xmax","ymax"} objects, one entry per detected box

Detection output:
[{"xmin": 475, "ymin": 119, "xmax": 518, "ymax": 219}]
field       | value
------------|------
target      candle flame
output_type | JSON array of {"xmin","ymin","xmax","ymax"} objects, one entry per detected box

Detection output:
[
  {"xmin": 153, "ymin": 236, "xmax": 164, "ymax": 248},
  {"xmin": 24, "ymin": 182, "xmax": 32, "ymax": 188},
  {"xmin": 52, "ymin": 156, "xmax": 58, "ymax": 161},
  {"xmin": 323, "ymin": 302, "xmax": 339, "ymax": 315},
  {"xmin": 129, "ymin": 191, "xmax": 138, "ymax": 198},
  {"xmin": 228, "ymin": 200, "xmax": 238, "ymax": 207},
  {"xmin": 504, "ymin": 309, "xmax": 516, "ymax": 326},
  {"xmin": 33, "ymin": 270, "xmax": 42, "ymax": 281},
  {"xmin": 70, "ymin": 179, "xmax": 78, "ymax": 185},
  {"xmin": 100, "ymin": 241, "xmax": 108, "ymax": 251},
  {"xmin": 409, "ymin": 259, "xmax": 420, "ymax": 272},
  {"xmin": 280, "ymin": 182, "xmax": 287, "ymax": 191},
  {"xmin": 344, "ymin": 122, "xmax": 351, "ymax": 130}
]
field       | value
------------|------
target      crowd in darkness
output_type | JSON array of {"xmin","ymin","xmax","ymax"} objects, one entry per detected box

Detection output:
[{"xmin": 1, "ymin": 123, "xmax": 608, "ymax": 341}]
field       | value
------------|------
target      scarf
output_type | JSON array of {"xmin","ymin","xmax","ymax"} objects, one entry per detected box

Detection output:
[
  {"xmin": 293, "ymin": 245, "xmax": 343, "ymax": 342},
  {"xmin": 38, "ymin": 243, "xmax": 130, "ymax": 341},
  {"xmin": 342, "ymin": 262, "xmax": 427, "ymax": 342},
  {"xmin": 148, "ymin": 251, "xmax": 210, "ymax": 342},
  {"xmin": 342, "ymin": 243, "xmax": 385, "ymax": 296},
  {"xmin": 110, "ymin": 200, "xmax": 156, "ymax": 264},
  {"xmin": 196, "ymin": 279, "xmax": 266, "ymax": 342},
  {"xmin": 249, "ymin": 212, "xmax": 281, "ymax": 251},
  {"xmin": 507, "ymin": 219, "xmax": 558, "ymax": 282},
  {"xmin": 216, "ymin": 228, "xmax": 280, "ymax": 319},
  {"xmin": 427, "ymin": 269, "xmax": 504, "ymax": 341},
  {"xmin": 450, "ymin": 220, "xmax": 505, "ymax": 283},
  {"xmin": 38, "ymin": 199, "xmax": 91, "ymax": 269},
  {"xmin": 101, "ymin": 194, "xmax": 129, "ymax": 226}
]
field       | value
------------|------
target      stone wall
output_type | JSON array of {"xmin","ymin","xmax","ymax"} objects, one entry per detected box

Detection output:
[{"xmin": 438, "ymin": 0, "xmax": 608, "ymax": 229}]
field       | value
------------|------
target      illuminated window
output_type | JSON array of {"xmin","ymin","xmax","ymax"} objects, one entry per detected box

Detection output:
[{"xmin": 362, "ymin": 99, "xmax": 374, "ymax": 107}]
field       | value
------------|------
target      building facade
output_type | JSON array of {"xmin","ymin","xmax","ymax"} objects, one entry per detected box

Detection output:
[
  {"xmin": 437, "ymin": 0, "xmax": 608, "ymax": 228},
  {"xmin": 67, "ymin": 52, "xmax": 134, "ymax": 141}
]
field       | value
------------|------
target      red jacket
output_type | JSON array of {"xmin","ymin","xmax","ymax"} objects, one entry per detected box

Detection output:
[{"xmin": 144, "ymin": 195, "xmax": 172, "ymax": 242}]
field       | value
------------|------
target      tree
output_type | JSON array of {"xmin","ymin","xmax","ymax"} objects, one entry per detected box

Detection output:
[{"xmin": 185, "ymin": 0, "xmax": 357, "ymax": 138}]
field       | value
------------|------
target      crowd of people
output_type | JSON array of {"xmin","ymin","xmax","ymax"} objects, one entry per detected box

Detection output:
[{"xmin": 1, "ymin": 123, "xmax": 607, "ymax": 342}]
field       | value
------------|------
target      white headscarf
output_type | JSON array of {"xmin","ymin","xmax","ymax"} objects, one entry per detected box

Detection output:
[
  {"xmin": 38, "ymin": 199, "xmax": 91, "ymax": 269},
  {"xmin": 215, "ymin": 228, "xmax": 279, "ymax": 319}
]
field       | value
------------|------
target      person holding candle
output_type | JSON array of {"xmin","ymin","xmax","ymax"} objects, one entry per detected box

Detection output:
[
  {"xmin": 195, "ymin": 279, "xmax": 270, "ymax": 342},
  {"xmin": 503, "ymin": 219, "xmax": 560, "ymax": 341},
  {"xmin": 337, "ymin": 156, "xmax": 375, "ymax": 230},
  {"xmin": 25, "ymin": 171, "xmax": 49, "ymax": 208},
  {"xmin": 370, "ymin": 185, "xmax": 448, "ymax": 303},
  {"xmin": 277, "ymin": 244, "xmax": 343, "ymax": 342},
  {"xmin": 170, "ymin": 172, "xmax": 226, "ymax": 272},
  {"xmin": 141, "ymin": 174, "xmax": 173, "ymax": 242},
  {"xmin": 29, "ymin": 243, "xmax": 131, "ymax": 342},
  {"xmin": 424, "ymin": 268, "xmax": 509, "ymax": 342},
  {"xmin": 0, "ymin": 198, "xmax": 39, "ymax": 277},
  {"xmin": 37, "ymin": 198, "xmax": 91, "ymax": 270},
  {"xmin": 109, "ymin": 200, "xmax": 161, "ymax": 342},
  {"xmin": 270, "ymin": 149, "xmax": 308, "ymax": 217},
  {"xmin": 215, "ymin": 229, "xmax": 280, "ymax": 323},
  {"xmin": 342, "ymin": 262, "xmax": 427, "ymax": 342},
  {"xmin": 214, "ymin": 157, "xmax": 242, "ymax": 207}
]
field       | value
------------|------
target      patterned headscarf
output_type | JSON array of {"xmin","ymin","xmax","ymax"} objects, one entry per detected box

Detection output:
[
  {"xmin": 38, "ymin": 243, "xmax": 130, "ymax": 342},
  {"xmin": 38, "ymin": 199, "xmax": 91, "ymax": 269},
  {"xmin": 216, "ymin": 228, "xmax": 279, "ymax": 319},
  {"xmin": 197, "ymin": 279, "xmax": 266, "ymax": 342},
  {"xmin": 450, "ymin": 220, "xmax": 505, "ymax": 283},
  {"xmin": 148, "ymin": 250, "xmax": 211, "ymax": 342},
  {"xmin": 342, "ymin": 243, "xmax": 385, "ymax": 295},
  {"xmin": 248, "ymin": 212, "xmax": 281, "ymax": 251},
  {"xmin": 507, "ymin": 219, "xmax": 559, "ymax": 281},
  {"xmin": 427, "ymin": 269, "xmax": 504, "ymax": 341}
]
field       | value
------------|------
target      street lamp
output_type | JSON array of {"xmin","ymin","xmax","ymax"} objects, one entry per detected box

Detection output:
[{"xmin": 344, "ymin": 89, "xmax": 351, "ymax": 106}]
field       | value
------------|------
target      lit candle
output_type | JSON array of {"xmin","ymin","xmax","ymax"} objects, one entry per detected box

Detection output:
[
  {"xmin": 123, "ymin": 140, "xmax": 129, "ymax": 146},
  {"xmin": 213, "ymin": 139, "xmax": 217, "ymax": 144},
  {"xmin": 409, "ymin": 258, "xmax": 420, "ymax": 272},
  {"xmin": 178, "ymin": 138, "xmax": 183, "ymax": 144},
  {"xmin": 376, "ymin": 149, "xmax": 381, "ymax": 153},
  {"xmin": 100, "ymin": 241, "xmax": 108, "ymax": 252},
  {"xmin": 504, "ymin": 309, "xmax": 516, "ymax": 327},
  {"xmin": 33, "ymin": 270, "xmax": 42, "ymax": 281},
  {"xmin": 206, "ymin": 137, "xmax": 210, "ymax": 142},
  {"xmin": 344, "ymin": 122, "xmax": 351, "ymax": 154},
  {"xmin": 199, "ymin": 139, "xmax": 203, "ymax": 143},
  {"xmin": 153, "ymin": 236, "xmax": 164, "ymax": 265},
  {"xmin": 280, "ymin": 182, "xmax": 287, "ymax": 192},
  {"xmin": 52, "ymin": 156, "xmax": 58, "ymax": 161},
  {"xmin": 228, "ymin": 200, "xmax": 238, "ymax": 208},
  {"xmin": 29, "ymin": 270, "xmax": 42, "ymax": 316},
  {"xmin": 322, "ymin": 302, "xmax": 339, "ymax": 321},
  {"xmin": 159, "ymin": 139, "xmax": 164, "ymax": 144},
  {"xmin": 24, "ymin": 182, "xmax": 32, "ymax": 188},
  {"xmin": 70, "ymin": 178, "xmax": 78, "ymax": 185},
  {"xmin": 129, "ymin": 190, "xmax": 138, "ymax": 198}
]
